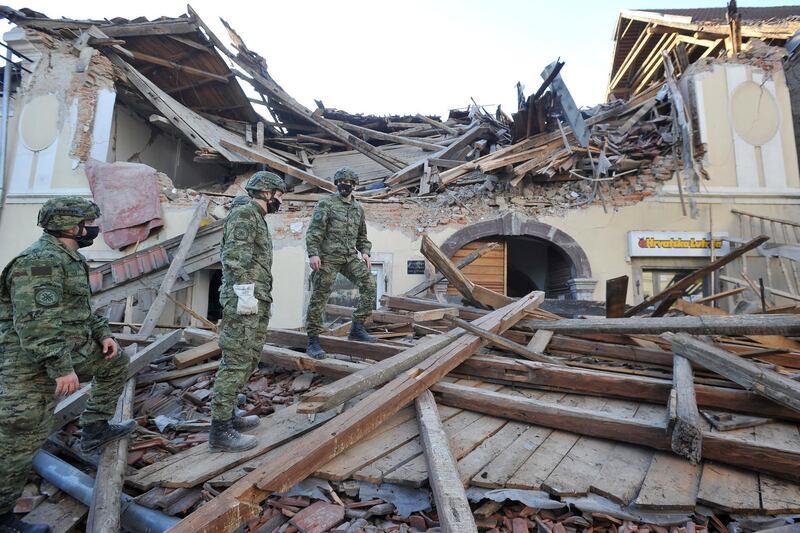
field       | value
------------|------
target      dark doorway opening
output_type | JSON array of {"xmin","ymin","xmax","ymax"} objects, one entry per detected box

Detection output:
[
  {"xmin": 506, "ymin": 236, "xmax": 575, "ymax": 299},
  {"xmin": 207, "ymin": 270, "xmax": 223, "ymax": 322}
]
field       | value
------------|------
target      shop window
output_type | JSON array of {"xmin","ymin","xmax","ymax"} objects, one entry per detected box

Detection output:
[{"xmin": 640, "ymin": 268, "xmax": 709, "ymax": 304}]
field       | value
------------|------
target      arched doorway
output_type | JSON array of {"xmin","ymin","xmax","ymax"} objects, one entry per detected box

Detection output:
[{"xmin": 440, "ymin": 213, "xmax": 595, "ymax": 300}]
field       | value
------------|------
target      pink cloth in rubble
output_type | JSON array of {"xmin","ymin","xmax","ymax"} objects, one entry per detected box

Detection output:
[{"xmin": 85, "ymin": 159, "xmax": 164, "ymax": 250}]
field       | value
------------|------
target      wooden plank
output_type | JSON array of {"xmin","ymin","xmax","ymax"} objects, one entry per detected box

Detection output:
[
  {"xmin": 760, "ymin": 474, "xmax": 800, "ymax": 513},
  {"xmin": 471, "ymin": 423, "xmax": 553, "ymax": 488},
  {"xmin": 670, "ymin": 332, "xmax": 800, "ymax": 413},
  {"xmin": 415, "ymin": 114, "xmax": 459, "ymax": 135},
  {"xmin": 433, "ymin": 382, "xmax": 800, "ymax": 482},
  {"xmin": 330, "ymin": 120, "xmax": 442, "ymax": 151},
  {"xmin": 447, "ymin": 316, "xmax": 564, "ymax": 365},
  {"xmin": 526, "ymin": 314, "xmax": 800, "ymax": 336},
  {"xmin": 606, "ymin": 276, "xmax": 629, "ymax": 318},
  {"xmin": 669, "ymin": 353, "xmax": 703, "ymax": 463},
  {"xmin": 403, "ymin": 243, "xmax": 500, "ymax": 297},
  {"xmin": 87, "ymin": 378, "xmax": 135, "ymax": 532},
  {"xmin": 633, "ymin": 452, "xmax": 700, "ymax": 510},
  {"xmin": 138, "ymin": 198, "xmax": 209, "ymax": 338},
  {"xmin": 174, "ymin": 341, "xmax": 221, "ymax": 369},
  {"xmin": 673, "ymin": 298, "xmax": 800, "ymax": 352},
  {"xmin": 263, "ymin": 329, "xmax": 402, "ymax": 360},
  {"xmin": 457, "ymin": 421, "xmax": 529, "ymax": 486},
  {"xmin": 384, "ymin": 413, "xmax": 507, "ymax": 487},
  {"xmin": 23, "ymin": 495, "xmax": 87, "ymax": 533},
  {"xmin": 166, "ymin": 292, "xmax": 543, "ymax": 532},
  {"xmin": 53, "ymin": 330, "xmax": 180, "ymax": 430},
  {"xmin": 138, "ymin": 361, "xmax": 220, "ymax": 386},
  {"xmin": 421, "ymin": 234, "xmax": 512, "ymax": 309},
  {"xmin": 624, "ymin": 236, "xmax": 769, "ymax": 316},
  {"xmin": 220, "ymin": 140, "xmax": 336, "ymax": 193},
  {"xmin": 527, "ymin": 329, "xmax": 554, "ymax": 353},
  {"xmin": 696, "ymin": 462, "xmax": 760, "ymax": 512},
  {"xmin": 412, "ymin": 390, "xmax": 477, "ymax": 531},
  {"xmin": 126, "ymin": 404, "xmax": 338, "ymax": 490}
]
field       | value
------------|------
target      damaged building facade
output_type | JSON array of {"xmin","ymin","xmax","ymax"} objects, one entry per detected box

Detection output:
[{"xmin": 0, "ymin": 5, "xmax": 799, "ymax": 329}]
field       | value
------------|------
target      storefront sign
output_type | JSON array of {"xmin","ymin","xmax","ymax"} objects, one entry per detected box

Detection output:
[{"xmin": 628, "ymin": 231, "xmax": 730, "ymax": 257}]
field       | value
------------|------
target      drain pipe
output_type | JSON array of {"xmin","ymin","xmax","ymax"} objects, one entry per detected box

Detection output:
[
  {"xmin": 0, "ymin": 46, "xmax": 11, "ymax": 216},
  {"xmin": 32, "ymin": 450, "xmax": 181, "ymax": 533}
]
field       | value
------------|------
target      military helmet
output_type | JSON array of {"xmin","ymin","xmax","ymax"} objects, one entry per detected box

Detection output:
[
  {"xmin": 244, "ymin": 171, "xmax": 286, "ymax": 197},
  {"xmin": 333, "ymin": 167, "xmax": 359, "ymax": 185},
  {"xmin": 38, "ymin": 196, "xmax": 101, "ymax": 231}
]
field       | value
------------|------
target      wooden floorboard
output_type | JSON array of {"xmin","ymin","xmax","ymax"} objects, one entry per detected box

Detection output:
[
  {"xmin": 457, "ymin": 421, "xmax": 529, "ymax": 486},
  {"xmin": 760, "ymin": 474, "xmax": 800, "ymax": 514},
  {"xmin": 633, "ymin": 452, "xmax": 701, "ymax": 511},
  {"xmin": 696, "ymin": 462, "xmax": 760, "ymax": 512}
]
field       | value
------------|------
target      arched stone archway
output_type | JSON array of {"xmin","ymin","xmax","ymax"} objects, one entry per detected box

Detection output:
[{"xmin": 440, "ymin": 212, "xmax": 596, "ymax": 299}]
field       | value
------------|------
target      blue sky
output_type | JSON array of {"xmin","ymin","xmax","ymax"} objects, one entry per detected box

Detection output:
[{"xmin": 1, "ymin": 1, "xmax": 791, "ymax": 117}]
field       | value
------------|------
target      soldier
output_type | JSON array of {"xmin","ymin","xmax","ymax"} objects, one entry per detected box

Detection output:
[
  {"xmin": 0, "ymin": 197, "xmax": 134, "ymax": 532},
  {"xmin": 209, "ymin": 171, "xmax": 286, "ymax": 453},
  {"xmin": 305, "ymin": 167, "xmax": 377, "ymax": 359}
]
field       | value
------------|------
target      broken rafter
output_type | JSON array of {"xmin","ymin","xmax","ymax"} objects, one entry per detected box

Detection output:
[
  {"xmin": 446, "ymin": 316, "xmax": 564, "ymax": 365},
  {"xmin": 403, "ymin": 241, "xmax": 500, "ymax": 297},
  {"xmin": 525, "ymin": 314, "xmax": 800, "ymax": 336},
  {"xmin": 668, "ymin": 352, "xmax": 703, "ymax": 463}
]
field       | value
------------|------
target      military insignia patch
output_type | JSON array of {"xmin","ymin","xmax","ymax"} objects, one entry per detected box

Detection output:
[
  {"xmin": 34, "ymin": 287, "xmax": 60, "ymax": 307},
  {"xmin": 233, "ymin": 227, "xmax": 249, "ymax": 241}
]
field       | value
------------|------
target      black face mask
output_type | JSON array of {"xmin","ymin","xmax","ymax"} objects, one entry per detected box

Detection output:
[
  {"xmin": 76, "ymin": 225, "xmax": 100, "ymax": 248},
  {"xmin": 267, "ymin": 197, "xmax": 282, "ymax": 214},
  {"xmin": 337, "ymin": 183, "xmax": 353, "ymax": 197}
]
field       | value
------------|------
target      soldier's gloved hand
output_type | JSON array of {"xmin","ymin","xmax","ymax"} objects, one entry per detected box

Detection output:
[
  {"xmin": 309, "ymin": 256, "xmax": 321, "ymax": 272},
  {"xmin": 101, "ymin": 337, "xmax": 119, "ymax": 360},
  {"xmin": 233, "ymin": 283, "xmax": 259, "ymax": 315},
  {"xmin": 55, "ymin": 371, "xmax": 80, "ymax": 396}
]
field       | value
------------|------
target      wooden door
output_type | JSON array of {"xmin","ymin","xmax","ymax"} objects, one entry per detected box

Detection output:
[{"xmin": 447, "ymin": 239, "xmax": 507, "ymax": 296}]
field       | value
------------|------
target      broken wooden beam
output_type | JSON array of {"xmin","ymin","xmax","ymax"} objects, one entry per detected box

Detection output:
[
  {"xmin": 165, "ymin": 291, "xmax": 543, "ymax": 532},
  {"xmin": 624, "ymin": 236, "xmax": 769, "ymax": 316},
  {"xmin": 668, "ymin": 353, "xmax": 703, "ymax": 463},
  {"xmin": 220, "ymin": 140, "xmax": 336, "ymax": 193},
  {"xmin": 421, "ymin": 234, "xmax": 512, "ymax": 309},
  {"xmin": 329, "ymin": 120, "xmax": 443, "ymax": 151},
  {"xmin": 54, "ymin": 330, "xmax": 180, "ymax": 430},
  {"xmin": 432, "ymin": 382, "xmax": 800, "ymax": 482},
  {"xmin": 605, "ymin": 276, "xmax": 629, "ymax": 318},
  {"xmin": 669, "ymin": 332, "xmax": 800, "ymax": 413},
  {"xmin": 173, "ymin": 340, "xmax": 221, "ymax": 369},
  {"xmin": 446, "ymin": 316, "xmax": 564, "ymax": 365},
  {"xmin": 138, "ymin": 198, "xmax": 209, "ymax": 338},
  {"xmin": 524, "ymin": 314, "xmax": 800, "ymax": 336},
  {"xmin": 415, "ymin": 390, "xmax": 477, "ymax": 531},
  {"xmin": 86, "ymin": 378, "xmax": 135, "ymax": 533},
  {"xmin": 403, "ymin": 241, "xmax": 500, "ymax": 297}
]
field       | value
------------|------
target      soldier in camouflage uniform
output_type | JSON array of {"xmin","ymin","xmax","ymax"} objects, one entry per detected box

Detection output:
[
  {"xmin": 0, "ymin": 197, "xmax": 134, "ymax": 533},
  {"xmin": 209, "ymin": 171, "xmax": 286, "ymax": 453},
  {"xmin": 305, "ymin": 167, "xmax": 377, "ymax": 359}
]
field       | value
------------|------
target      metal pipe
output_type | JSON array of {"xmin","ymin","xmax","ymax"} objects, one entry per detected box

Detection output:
[
  {"xmin": 32, "ymin": 450, "xmax": 181, "ymax": 533},
  {"xmin": 0, "ymin": 46, "xmax": 11, "ymax": 216}
]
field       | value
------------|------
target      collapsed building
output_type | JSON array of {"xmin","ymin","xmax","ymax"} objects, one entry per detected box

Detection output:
[{"xmin": 0, "ymin": 3, "xmax": 799, "ymax": 533}]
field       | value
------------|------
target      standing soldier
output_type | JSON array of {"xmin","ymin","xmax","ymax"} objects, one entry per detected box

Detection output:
[
  {"xmin": 209, "ymin": 171, "xmax": 285, "ymax": 453},
  {"xmin": 305, "ymin": 167, "xmax": 377, "ymax": 359},
  {"xmin": 0, "ymin": 197, "xmax": 134, "ymax": 532}
]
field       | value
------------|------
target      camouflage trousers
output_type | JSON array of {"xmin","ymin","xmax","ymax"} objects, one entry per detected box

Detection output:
[
  {"xmin": 0, "ymin": 339, "xmax": 129, "ymax": 514},
  {"xmin": 305, "ymin": 255, "xmax": 376, "ymax": 337},
  {"xmin": 211, "ymin": 298, "xmax": 270, "ymax": 420}
]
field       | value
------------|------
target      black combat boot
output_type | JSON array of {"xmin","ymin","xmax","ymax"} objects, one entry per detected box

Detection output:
[
  {"xmin": 80, "ymin": 420, "xmax": 137, "ymax": 453},
  {"xmin": 306, "ymin": 336, "xmax": 326, "ymax": 359},
  {"xmin": 208, "ymin": 419, "xmax": 258, "ymax": 453},
  {"xmin": 232, "ymin": 408, "xmax": 260, "ymax": 431},
  {"xmin": 348, "ymin": 321, "xmax": 377, "ymax": 343},
  {"xmin": 0, "ymin": 511, "xmax": 51, "ymax": 532}
]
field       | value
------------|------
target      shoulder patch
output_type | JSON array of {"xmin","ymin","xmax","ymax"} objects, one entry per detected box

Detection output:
[
  {"xmin": 312, "ymin": 210, "xmax": 325, "ymax": 222},
  {"xmin": 233, "ymin": 226, "xmax": 250, "ymax": 241},
  {"xmin": 34, "ymin": 287, "xmax": 61, "ymax": 307}
]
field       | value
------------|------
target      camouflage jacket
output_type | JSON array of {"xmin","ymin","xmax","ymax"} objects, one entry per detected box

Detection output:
[
  {"xmin": 219, "ymin": 199, "xmax": 273, "ymax": 304},
  {"xmin": 306, "ymin": 193, "xmax": 371, "ymax": 259},
  {"xmin": 0, "ymin": 233, "xmax": 112, "ymax": 379}
]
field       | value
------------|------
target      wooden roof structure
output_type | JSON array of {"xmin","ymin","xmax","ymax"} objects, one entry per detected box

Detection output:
[{"xmin": 606, "ymin": 6, "xmax": 800, "ymax": 101}]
